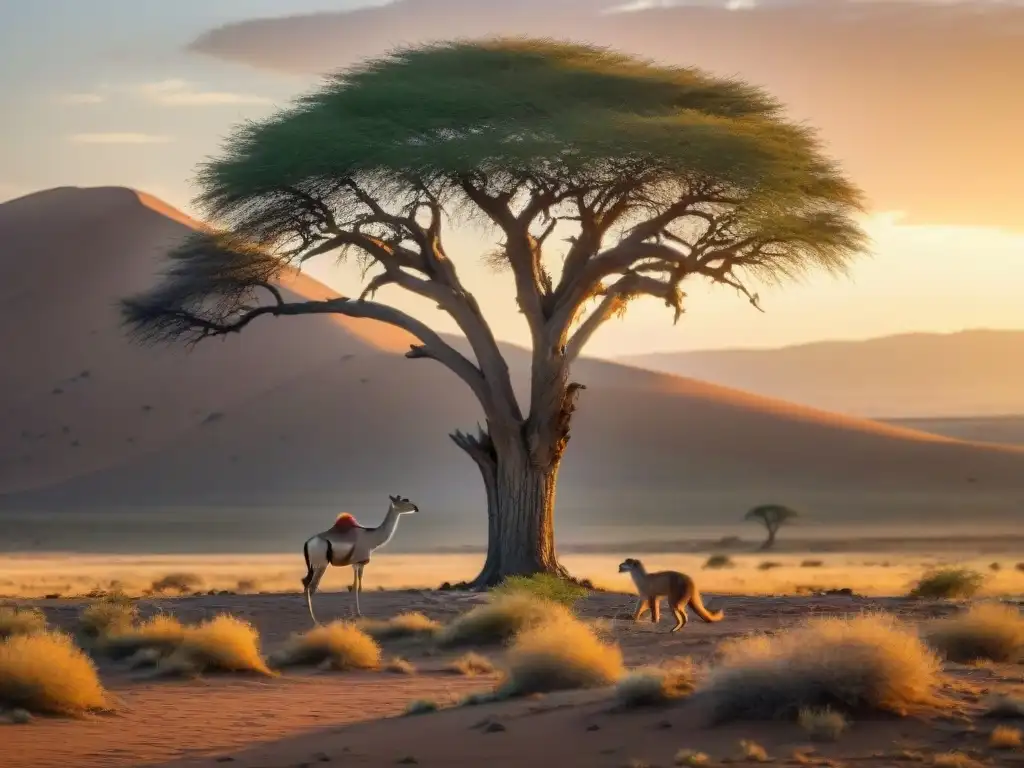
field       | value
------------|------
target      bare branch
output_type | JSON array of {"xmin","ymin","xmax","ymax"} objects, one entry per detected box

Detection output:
[
  {"xmin": 565, "ymin": 272, "xmax": 686, "ymax": 362},
  {"xmin": 125, "ymin": 292, "xmax": 494, "ymax": 410}
]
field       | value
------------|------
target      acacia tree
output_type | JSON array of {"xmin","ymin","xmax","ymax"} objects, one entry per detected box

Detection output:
[
  {"xmin": 745, "ymin": 504, "xmax": 800, "ymax": 550},
  {"xmin": 122, "ymin": 40, "xmax": 866, "ymax": 587}
]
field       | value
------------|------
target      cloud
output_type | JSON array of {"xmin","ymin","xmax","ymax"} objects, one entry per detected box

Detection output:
[
  {"xmin": 135, "ymin": 79, "xmax": 272, "ymax": 106},
  {"xmin": 68, "ymin": 133, "xmax": 174, "ymax": 145},
  {"xmin": 57, "ymin": 93, "xmax": 105, "ymax": 105},
  {"xmin": 185, "ymin": 0, "xmax": 1024, "ymax": 233}
]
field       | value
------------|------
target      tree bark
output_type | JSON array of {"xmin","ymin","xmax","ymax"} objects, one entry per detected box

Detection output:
[{"xmin": 466, "ymin": 445, "xmax": 567, "ymax": 588}]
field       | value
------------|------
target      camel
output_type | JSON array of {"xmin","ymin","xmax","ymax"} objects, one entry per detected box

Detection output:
[{"xmin": 301, "ymin": 494, "xmax": 419, "ymax": 624}]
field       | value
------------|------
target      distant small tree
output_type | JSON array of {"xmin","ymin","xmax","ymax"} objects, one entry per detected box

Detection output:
[
  {"xmin": 121, "ymin": 40, "xmax": 866, "ymax": 587},
  {"xmin": 745, "ymin": 505, "xmax": 799, "ymax": 550}
]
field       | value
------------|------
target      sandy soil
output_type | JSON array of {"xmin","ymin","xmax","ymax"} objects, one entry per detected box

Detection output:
[{"xmin": 4, "ymin": 586, "xmax": 1023, "ymax": 768}]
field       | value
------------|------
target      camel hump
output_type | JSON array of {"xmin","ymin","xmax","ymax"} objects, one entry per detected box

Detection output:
[{"xmin": 331, "ymin": 513, "xmax": 360, "ymax": 531}]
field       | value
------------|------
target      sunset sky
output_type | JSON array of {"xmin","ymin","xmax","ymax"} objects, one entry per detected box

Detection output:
[{"xmin": 1, "ymin": 0, "xmax": 1021, "ymax": 355}]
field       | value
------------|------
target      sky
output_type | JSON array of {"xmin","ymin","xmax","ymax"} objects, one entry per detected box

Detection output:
[{"xmin": 0, "ymin": 0, "xmax": 1021, "ymax": 355}]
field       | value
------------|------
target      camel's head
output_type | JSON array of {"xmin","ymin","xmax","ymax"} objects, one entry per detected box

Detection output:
[
  {"xmin": 388, "ymin": 494, "xmax": 419, "ymax": 514},
  {"xmin": 618, "ymin": 558, "xmax": 642, "ymax": 574}
]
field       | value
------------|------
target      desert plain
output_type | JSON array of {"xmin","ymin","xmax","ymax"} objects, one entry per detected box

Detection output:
[{"xmin": 2, "ymin": 544, "xmax": 1023, "ymax": 768}]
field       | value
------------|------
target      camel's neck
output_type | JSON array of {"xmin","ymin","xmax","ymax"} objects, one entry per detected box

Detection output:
[{"xmin": 366, "ymin": 507, "xmax": 402, "ymax": 551}]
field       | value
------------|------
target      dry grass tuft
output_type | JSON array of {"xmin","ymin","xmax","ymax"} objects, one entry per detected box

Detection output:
[
  {"xmin": 983, "ymin": 693, "xmax": 1024, "ymax": 718},
  {"xmin": 758, "ymin": 561, "xmax": 782, "ymax": 571},
  {"xmin": 436, "ymin": 592, "xmax": 571, "ymax": 648},
  {"xmin": 739, "ymin": 740, "xmax": 769, "ymax": 762},
  {"xmin": 150, "ymin": 572, "xmax": 204, "ymax": 594},
  {"xmin": 358, "ymin": 612, "xmax": 441, "ymax": 641},
  {"xmin": 156, "ymin": 615, "xmax": 270, "ymax": 677},
  {"xmin": 614, "ymin": 659, "xmax": 696, "ymax": 708},
  {"xmin": 384, "ymin": 657, "xmax": 417, "ymax": 675},
  {"xmin": 496, "ymin": 613, "xmax": 624, "ymax": 698},
  {"xmin": 404, "ymin": 698, "xmax": 439, "ymax": 716},
  {"xmin": 924, "ymin": 603, "xmax": 1024, "ymax": 663},
  {"xmin": 989, "ymin": 725, "xmax": 1022, "ymax": 749},
  {"xmin": 0, "ymin": 606, "xmax": 48, "ymax": 640},
  {"xmin": 268, "ymin": 621, "xmax": 381, "ymax": 671},
  {"xmin": 908, "ymin": 568, "xmax": 984, "ymax": 600},
  {"xmin": 674, "ymin": 749, "xmax": 710, "ymax": 766},
  {"xmin": 932, "ymin": 752, "xmax": 982, "ymax": 768},
  {"xmin": 101, "ymin": 614, "xmax": 186, "ymax": 660},
  {"xmin": 801, "ymin": 560, "xmax": 825, "ymax": 568},
  {"xmin": 78, "ymin": 594, "xmax": 136, "ymax": 640},
  {"xmin": 700, "ymin": 613, "xmax": 943, "ymax": 722},
  {"xmin": 0, "ymin": 631, "xmax": 110, "ymax": 715},
  {"xmin": 798, "ymin": 706, "xmax": 849, "ymax": 741},
  {"xmin": 445, "ymin": 652, "xmax": 495, "ymax": 676}
]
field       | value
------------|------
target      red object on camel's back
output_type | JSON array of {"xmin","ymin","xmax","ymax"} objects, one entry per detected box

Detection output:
[{"xmin": 331, "ymin": 513, "xmax": 360, "ymax": 531}]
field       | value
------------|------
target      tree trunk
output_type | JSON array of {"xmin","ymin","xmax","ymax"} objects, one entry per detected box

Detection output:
[{"xmin": 760, "ymin": 525, "xmax": 778, "ymax": 551}]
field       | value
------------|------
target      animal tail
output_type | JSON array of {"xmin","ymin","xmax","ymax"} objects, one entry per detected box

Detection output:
[
  {"xmin": 689, "ymin": 586, "xmax": 724, "ymax": 623},
  {"xmin": 303, "ymin": 539, "xmax": 312, "ymax": 572}
]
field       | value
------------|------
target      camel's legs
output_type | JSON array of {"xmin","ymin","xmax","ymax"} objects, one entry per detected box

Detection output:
[
  {"xmin": 305, "ymin": 566, "xmax": 328, "ymax": 625},
  {"xmin": 649, "ymin": 597, "xmax": 661, "ymax": 625},
  {"xmin": 352, "ymin": 562, "xmax": 365, "ymax": 617}
]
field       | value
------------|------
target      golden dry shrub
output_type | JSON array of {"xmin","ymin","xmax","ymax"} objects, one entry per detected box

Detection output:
[
  {"xmin": 0, "ymin": 606, "xmax": 48, "ymax": 640},
  {"xmin": 0, "ymin": 631, "xmax": 110, "ymax": 715},
  {"xmin": 268, "ymin": 621, "xmax": 381, "ymax": 671},
  {"xmin": 384, "ymin": 657, "xmax": 416, "ymax": 675},
  {"xmin": 157, "ymin": 614, "xmax": 271, "ymax": 677},
  {"xmin": 924, "ymin": 603, "xmax": 1024, "ymax": 663},
  {"xmin": 614, "ymin": 659, "xmax": 696, "ymax": 708},
  {"xmin": 445, "ymin": 651, "xmax": 495, "ymax": 676},
  {"xmin": 436, "ymin": 592, "xmax": 571, "ymax": 648},
  {"xmin": 78, "ymin": 595, "xmax": 137, "ymax": 640},
  {"xmin": 150, "ymin": 572, "xmax": 203, "ymax": 594},
  {"xmin": 496, "ymin": 613, "xmax": 624, "ymax": 697},
  {"xmin": 699, "ymin": 613, "xmax": 943, "ymax": 722},
  {"xmin": 989, "ymin": 725, "xmax": 1022, "ymax": 749},
  {"xmin": 101, "ymin": 614, "xmax": 186, "ymax": 660},
  {"xmin": 358, "ymin": 612, "xmax": 441, "ymax": 641}
]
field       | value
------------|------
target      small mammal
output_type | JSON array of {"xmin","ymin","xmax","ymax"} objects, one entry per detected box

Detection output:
[{"xmin": 617, "ymin": 557, "xmax": 724, "ymax": 632}]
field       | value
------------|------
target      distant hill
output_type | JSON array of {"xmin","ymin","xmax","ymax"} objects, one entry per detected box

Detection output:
[
  {"xmin": 2, "ymin": 187, "xmax": 1024, "ymax": 553},
  {"xmin": 620, "ymin": 331, "xmax": 1024, "ymax": 419}
]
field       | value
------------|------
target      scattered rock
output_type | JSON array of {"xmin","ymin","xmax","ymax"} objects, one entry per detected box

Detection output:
[
  {"xmin": 586, "ymin": 724, "xmax": 601, "ymax": 731},
  {"xmin": 396, "ymin": 757, "xmax": 418, "ymax": 765},
  {"xmin": 483, "ymin": 721, "xmax": 506, "ymax": 733}
]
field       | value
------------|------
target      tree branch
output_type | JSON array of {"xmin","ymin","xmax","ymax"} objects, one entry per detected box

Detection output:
[
  {"xmin": 127, "ymin": 294, "xmax": 494, "ymax": 412},
  {"xmin": 565, "ymin": 272, "xmax": 686, "ymax": 362}
]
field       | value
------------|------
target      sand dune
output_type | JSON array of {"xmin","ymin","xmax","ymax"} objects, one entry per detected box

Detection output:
[
  {"xmin": 622, "ymin": 331, "xmax": 1024, "ymax": 419},
  {"xmin": 2, "ymin": 187, "xmax": 1024, "ymax": 553}
]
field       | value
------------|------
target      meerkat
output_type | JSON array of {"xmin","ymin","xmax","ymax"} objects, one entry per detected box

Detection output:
[{"xmin": 618, "ymin": 557, "xmax": 724, "ymax": 632}]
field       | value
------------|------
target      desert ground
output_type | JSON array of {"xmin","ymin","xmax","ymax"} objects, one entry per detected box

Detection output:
[{"xmin": 2, "ymin": 549, "xmax": 1023, "ymax": 768}]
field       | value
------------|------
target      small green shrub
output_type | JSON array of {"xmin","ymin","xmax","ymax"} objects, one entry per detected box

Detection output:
[
  {"xmin": 491, "ymin": 574, "xmax": 589, "ymax": 608},
  {"xmin": 908, "ymin": 568, "xmax": 984, "ymax": 599}
]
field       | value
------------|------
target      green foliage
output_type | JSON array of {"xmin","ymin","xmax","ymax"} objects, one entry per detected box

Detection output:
[
  {"xmin": 123, "ymin": 38, "xmax": 866, "ymax": 346},
  {"xmin": 909, "ymin": 568, "xmax": 985, "ymax": 600},
  {"xmin": 745, "ymin": 505, "xmax": 799, "ymax": 528},
  {"xmin": 492, "ymin": 573, "xmax": 589, "ymax": 608}
]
